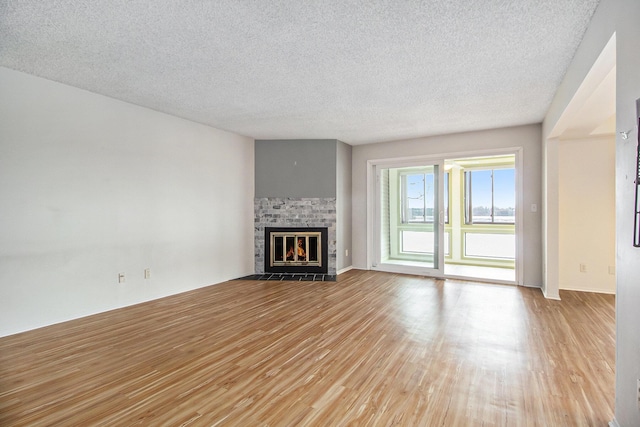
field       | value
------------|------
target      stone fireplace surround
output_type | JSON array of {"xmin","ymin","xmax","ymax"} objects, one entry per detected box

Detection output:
[{"xmin": 255, "ymin": 197, "xmax": 336, "ymax": 275}]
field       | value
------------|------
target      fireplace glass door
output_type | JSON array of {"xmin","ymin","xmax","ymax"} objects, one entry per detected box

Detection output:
[{"xmin": 271, "ymin": 232, "xmax": 321, "ymax": 267}]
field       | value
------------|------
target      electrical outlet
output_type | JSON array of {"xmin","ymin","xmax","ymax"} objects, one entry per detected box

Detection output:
[
  {"xmin": 345, "ymin": 249, "xmax": 349, "ymax": 257},
  {"xmin": 118, "ymin": 273, "xmax": 125, "ymax": 283},
  {"xmin": 144, "ymin": 268, "xmax": 150, "ymax": 279},
  {"xmin": 637, "ymin": 379, "xmax": 640, "ymax": 409},
  {"xmin": 579, "ymin": 263, "xmax": 587, "ymax": 273}
]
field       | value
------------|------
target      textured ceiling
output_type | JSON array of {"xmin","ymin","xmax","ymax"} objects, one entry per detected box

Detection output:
[{"xmin": 0, "ymin": 0, "xmax": 600, "ymax": 145}]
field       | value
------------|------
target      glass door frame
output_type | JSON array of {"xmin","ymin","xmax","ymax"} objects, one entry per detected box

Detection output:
[
  {"xmin": 366, "ymin": 148, "xmax": 523, "ymax": 285},
  {"xmin": 370, "ymin": 157, "xmax": 446, "ymax": 277}
]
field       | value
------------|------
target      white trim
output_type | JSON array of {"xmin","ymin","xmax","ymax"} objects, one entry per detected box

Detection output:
[
  {"xmin": 515, "ymin": 147, "xmax": 525, "ymax": 287},
  {"xmin": 542, "ymin": 287, "xmax": 561, "ymax": 300},
  {"xmin": 520, "ymin": 282, "xmax": 542, "ymax": 289},
  {"xmin": 366, "ymin": 146, "xmax": 524, "ymax": 167},
  {"xmin": 337, "ymin": 266, "xmax": 354, "ymax": 275},
  {"xmin": 608, "ymin": 419, "xmax": 620, "ymax": 427},
  {"xmin": 443, "ymin": 274, "xmax": 514, "ymax": 286},
  {"xmin": 372, "ymin": 263, "xmax": 445, "ymax": 278},
  {"xmin": 559, "ymin": 286, "xmax": 616, "ymax": 295},
  {"xmin": 366, "ymin": 160, "xmax": 374, "ymax": 270}
]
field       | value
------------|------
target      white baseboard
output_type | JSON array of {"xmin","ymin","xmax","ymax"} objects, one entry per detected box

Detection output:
[
  {"xmin": 337, "ymin": 265, "xmax": 354, "ymax": 275},
  {"xmin": 560, "ymin": 286, "xmax": 616, "ymax": 295},
  {"xmin": 541, "ymin": 287, "xmax": 561, "ymax": 300},
  {"xmin": 520, "ymin": 282, "xmax": 542, "ymax": 289}
]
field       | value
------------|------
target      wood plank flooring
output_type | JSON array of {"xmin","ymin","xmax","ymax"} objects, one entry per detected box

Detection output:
[{"xmin": 0, "ymin": 270, "xmax": 615, "ymax": 426}]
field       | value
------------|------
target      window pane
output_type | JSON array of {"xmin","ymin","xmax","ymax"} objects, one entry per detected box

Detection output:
[
  {"xmin": 286, "ymin": 237, "xmax": 295, "ymax": 261},
  {"xmin": 471, "ymin": 170, "xmax": 492, "ymax": 223},
  {"xmin": 404, "ymin": 173, "xmax": 434, "ymax": 223},
  {"xmin": 401, "ymin": 230, "xmax": 434, "ymax": 253},
  {"xmin": 308, "ymin": 236, "xmax": 318, "ymax": 261},
  {"xmin": 274, "ymin": 237, "xmax": 284, "ymax": 261},
  {"xmin": 493, "ymin": 168, "xmax": 515, "ymax": 223},
  {"xmin": 465, "ymin": 233, "xmax": 515, "ymax": 259},
  {"xmin": 467, "ymin": 168, "xmax": 515, "ymax": 224},
  {"xmin": 296, "ymin": 236, "xmax": 307, "ymax": 261},
  {"xmin": 405, "ymin": 174, "xmax": 424, "ymax": 222}
]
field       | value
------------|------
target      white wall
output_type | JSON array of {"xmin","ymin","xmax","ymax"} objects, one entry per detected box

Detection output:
[
  {"xmin": 558, "ymin": 136, "xmax": 615, "ymax": 293},
  {"xmin": 351, "ymin": 124, "xmax": 542, "ymax": 287},
  {"xmin": 336, "ymin": 140, "xmax": 353, "ymax": 272},
  {"xmin": 543, "ymin": 0, "xmax": 640, "ymax": 424},
  {"xmin": 0, "ymin": 67, "xmax": 255, "ymax": 337}
]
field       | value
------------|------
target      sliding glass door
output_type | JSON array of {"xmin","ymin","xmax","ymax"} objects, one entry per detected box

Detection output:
[{"xmin": 373, "ymin": 160, "xmax": 445, "ymax": 276}]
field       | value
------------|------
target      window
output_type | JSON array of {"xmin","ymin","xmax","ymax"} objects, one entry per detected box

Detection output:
[
  {"xmin": 465, "ymin": 168, "xmax": 515, "ymax": 224},
  {"xmin": 401, "ymin": 172, "xmax": 435, "ymax": 223},
  {"xmin": 400, "ymin": 171, "xmax": 449, "ymax": 224},
  {"xmin": 465, "ymin": 233, "xmax": 515, "ymax": 259}
]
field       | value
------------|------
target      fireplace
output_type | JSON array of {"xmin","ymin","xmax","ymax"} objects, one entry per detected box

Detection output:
[
  {"xmin": 265, "ymin": 227, "xmax": 328, "ymax": 274},
  {"xmin": 255, "ymin": 197, "xmax": 336, "ymax": 275}
]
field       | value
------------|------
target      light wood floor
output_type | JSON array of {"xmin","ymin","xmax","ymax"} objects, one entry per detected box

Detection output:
[{"xmin": 0, "ymin": 270, "xmax": 615, "ymax": 426}]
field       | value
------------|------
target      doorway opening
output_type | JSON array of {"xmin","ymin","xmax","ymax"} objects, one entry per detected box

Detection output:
[
  {"xmin": 443, "ymin": 154, "xmax": 516, "ymax": 283},
  {"xmin": 370, "ymin": 150, "xmax": 522, "ymax": 284},
  {"xmin": 544, "ymin": 32, "xmax": 616, "ymax": 297}
]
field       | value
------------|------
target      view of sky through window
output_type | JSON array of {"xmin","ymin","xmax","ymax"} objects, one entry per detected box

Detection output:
[{"xmin": 469, "ymin": 168, "xmax": 515, "ymax": 223}]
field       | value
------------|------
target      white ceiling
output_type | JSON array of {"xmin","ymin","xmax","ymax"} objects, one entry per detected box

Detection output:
[{"xmin": 0, "ymin": 0, "xmax": 600, "ymax": 145}]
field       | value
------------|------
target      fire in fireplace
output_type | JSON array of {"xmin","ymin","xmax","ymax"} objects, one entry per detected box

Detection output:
[
  {"xmin": 265, "ymin": 227, "xmax": 328, "ymax": 274},
  {"xmin": 272, "ymin": 233, "xmax": 320, "ymax": 265}
]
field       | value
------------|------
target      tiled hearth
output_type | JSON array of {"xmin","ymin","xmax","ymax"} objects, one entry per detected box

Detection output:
[
  {"xmin": 254, "ymin": 197, "xmax": 336, "ymax": 275},
  {"xmin": 236, "ymin": 273, "xmax": 336, "ymax": 282}
]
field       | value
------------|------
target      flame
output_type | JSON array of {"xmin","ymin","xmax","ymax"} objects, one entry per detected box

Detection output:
[{"xmin": 286, "ymin": 238, "xmax": 306, "ymax": 261}]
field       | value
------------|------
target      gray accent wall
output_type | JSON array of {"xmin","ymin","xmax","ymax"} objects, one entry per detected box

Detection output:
[
  {"xmin": 254, "ymin": 139, "xmax": 353, "ymax": 275},
  {"xmin": 255, "ymin": 139, "xmax": 337, "ymax": 198}
]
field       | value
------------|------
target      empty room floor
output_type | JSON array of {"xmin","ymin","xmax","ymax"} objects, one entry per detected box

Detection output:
[{"xmin": 0, "ymin": 270, "xmax": 614, "ymax": 426}]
